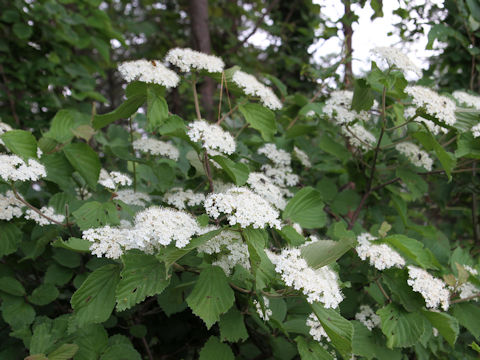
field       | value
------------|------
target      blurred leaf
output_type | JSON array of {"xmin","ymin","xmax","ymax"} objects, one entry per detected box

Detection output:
[
  {"xmin": 283, "ymin": 187, "xmax": 326, "ymax": 229},
  {"xmin": 239, "ymin": 103, "xmax": 277, "ymax": 141}
]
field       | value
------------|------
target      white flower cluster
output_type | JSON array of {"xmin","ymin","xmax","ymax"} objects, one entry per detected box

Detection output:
[
  {"xmin": 458, "ymin": 282, "xmax": 479, "ymax": 301},
  {"xmin": 204, "ymin": 187, "xmax": 281, "ymax": 229},
  {"xmin": 324, "ymin": 90, "xmax": 370, "ymax": 125},
  {"xmin": 407, "ymin": 265, "xmax": 450, "ymax": 311},
  {"xmin": 354, "ymin": 305, "xmax": 381, "ymax": 331},
  {"xmin": 356, "ymin": 233, "xmax": 405, "ymax": 270},
  {"xmin": 342, "ymin": 124, "xmax": 377, "ymax": 151},
  {"xmin": 232, "ymin": 70, "xmax": 283, "ymax": 110},
  {"xmin": 165, "ymin": 48, "xmax": 224, "ymax": 73},
  {"xmin": 82, "ymin": 226, "xmax": 134, "ymax": 259},
  {"xmin": 293, "ymin": 146, "xmax": 311, "ymax": 168},
  {"xmin": 163, "ymin": 187, "xmax": 205, "ymax": 210},
  {"xmin": 306, "ymin": 313, "xmax": 330, "ymax": 342},
  {"xmin": 0, "ymin": 154, "xmax": 46, "ymax": 182},
  {"xmin": 25, "ymin": 206, "xmax": 65, "ymax": 226},
  {"xmin": 372, "ymin": 47, "xmax": 422, "ymax": 77},
  {"xmin": 395, "ymin": 142, "xmax": 433, "ymax": 171},
  {"xmin": 453, "ymin": 90, "xmax": 480, "ymax": 110},
  {"xmin": 76, "ymin": 187, "xmax": 92, "ymax": 200},
  {"xmin": 98, "ymin": 169, "xmax": 132, "ymax": 190},
  {"xmin": 187, "ymin": 120, "xmax": 236, "ymax": 155},
  {"xmin": 472, "ymin": 123, "xmax": 480, "ymax": 138},
  {"xmin": 133, "ymin": 138, "xmax": 179, "ymax": 160},
  {"xmin": 246, "ymin": 172, "xmax": 287, "ymax": 210},
  {"xmin": 0, "ymin": 190, "xmax": 24, "ymax": 220},
  {"xmin": 266, "ymin": 246, "xmax": 343, "ymax": 307},
  {"xmin": 0, "ymin": 122, "xmax": 12, "ymax": 146},
  {"xmin": 116, "ymin": 189, "xmax": 151, "ymax": 207},
  {"xmin": 118, "ymin": 59, "xmax": 180, "ymax": 89},
  {"xmin": 405, "ymin": 107, "xmax": 445, "ymax": 135},
  {"xmin": 405, "ymin": 86, "xmax": 456, "ymax": 126},
  {"xmin": 254, "ymin": 297, "xmax": 273, "ymax": 321},
  {"xmin": 258, "ymin": 143, "xmax": 291, "ymax": 166}
]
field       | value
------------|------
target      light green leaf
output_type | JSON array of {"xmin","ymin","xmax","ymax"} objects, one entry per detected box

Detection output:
[
  {"xmin": 295, "ymin": 336, "xmax": 334, "ymax": 360},
  {"xmin": 30, "ymin": 323, "xmax": 54, "ymax": 355},
  {"xmin": 383, "ymin": 234, "xmax": 440, "ymax": 269},
  {"xmin": 52, "ymin": 237, "xmax": 91, "ymax": 253},
  {"xmin": 242, "ymin": 228, "xmax": 275, "ymax": 291},
  {"xmin": 352, "ymin": 78, "xmax": 374, "ymax": 111},
  {"xmin": 277, "ymin": 225, "xmax": 306, "ymax": 246},
  {"xmin": 219, "ymin": 307, "xmax": 249, "ymax": 342},
  {"xmin": 44, "ymin": 109, "xmax": 89, "ymax": 143},
  {"xmin": 310, "ymin": 303, "xmax": 353, "ymax": 358},
  {"xmin": 47, "ymin": 344, "xmax": 79, "ymax": 360},
  {"xmin": 199, "ymin": 336, "xmax": 234, "ymax": 360},
  {"xmin": 452, "ymin": 303, "xmax": 480, "ymax": 339},
  {"xmin": 116, "ymin": 251, "xmax": 170, "ymax": 311},
  {"xmin": 146, "ymin": 86, "xmax": 168, "ymax": 131},
  {"xmin": 42, "ymin": 153, "xmax": 75, "ymax": 190},
  {"xmin": 72, "ymin": 201, "xmax": 119, "ymax": 231},
  {"xmin": 0, "ymin": 276, "xmax": 25, "ymax": 296},
  {"xmin": 352, "ymin": 321, "xmax": 402, "ymax": 360},
  {"xmin": 301, "ymin": 237, "xmax": 355, "ymax": 269},
  {"xmin": 71, "ymin": 264, "xmax": 120, "ymax": 327},
  {"xmin": 0, "ymin": 223, "xmax": 22, "ymax": 257},
  {"xmin": 421, "ymin": 309, "xmax": 459, "ymax": 346},
  {"xmin": 1, "ymin": 129, "xmax": 37, "ymax": 159},
  {"xmin": 93, "ymin": 94, "xmax": 146, "ymax": 130},
  {"xmin": 238, "ymin": 103, "xmax": 276, "ymax": 141},
  {"xmin": 63, "ymin": 142, "xmax": 101, "ymax": 188},
  {"xmin": 186, "ymin": 266, "xmax": 235, "ymax": 329},
  {"xmin": 378, "ymin": 304, "xmax": 426, "ymax": 348},
  {"xmin": 283, "ymin": 187, "xmax": 326, "ymax": 229},
  {"xmin": 212, "ymin": 155, "xmax": 249, "ymax": 186}
]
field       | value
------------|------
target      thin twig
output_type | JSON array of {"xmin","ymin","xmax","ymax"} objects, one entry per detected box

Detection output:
[
  {"xmin": 287, "ymin": 87, "xmax": 324, "ymax": 130},
  {"xmin": 450, "ymin": 292, "xmax": 480, "ymax": 304},
  {"xmin": 216, "ymin": 71, "xmax": 225, "ymax": 124},
  {"xmin": 0, "ymin": 63, "xmax": 20, "ymax": 126},
  {"xmin": 141, "ymin": 337, "xmax": 154, "ymax": 360},
  {"xmin": 375, "ymin": 278, "xmax": 391, "ymax": 303},
  {"xmin": 473, "ymin": 161, "xmax": 479, "ymax": 243},
  {"xmin": 192, "ymin": 78, "xmax": 202, "ymax": 120},
  {"xmin": 129, "ymin": 117, "xmax": 137, "ymax": 192},
  {"xmin": 203, "ymin": 151, "xmax": 214, "ymax": 193},
  {"xmin": 218, "ymin": 103, "xmax": 240, "ymax": 125}
]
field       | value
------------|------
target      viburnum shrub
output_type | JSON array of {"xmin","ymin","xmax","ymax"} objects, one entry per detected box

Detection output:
[{"xmin": 1, "ymin": 46, "xmax": 480, "ymax": 359}]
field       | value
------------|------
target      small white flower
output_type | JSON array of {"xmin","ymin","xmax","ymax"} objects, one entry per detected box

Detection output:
[
  {"xmin": 342, "ymin": 124, "xmax": 377, "ymax": 151},
  {"xmin": 25, "ymin": 206, "xmax": 65, "ymax": 226},
  {"xmin": 98, "ymin": 169, "xmax": 132, "ymax": 190},
  {"xmin": 261, "ymin": 164, "xmax": 299, "ymax": 188},
  {"xmin": 372, "ymin": 47, "xmax": 422, "ymax": 77},
  {"xmin": 187, "ymin": 120, "xmax": 236, "ymax": 155},
  {"xmin": 324, "ymin": 90, "xmax": 370, "ymax": 124},
  {"xmin": 407, "ymin": 265, "xmax": 450, "ymax": 311},
  {"xmin": 133, "ymin": 138, "xmax": 179, "ymax": 160},
  {"xmin": 395, "ymin": 142, "xmax": 433, "ymax": 171},
  {"xmin": 115, "ymin": 189, "xmax": 151, "ymax": 207},
  {"xmin": 163, "ymin": 187, "xmax": 205, "ymax": 210},
  {"xmin": 232, "ymin": 70, "xmax": 282, "ymax": 110},
  {"xmin": 165, "ymin": 48, "xmax": 224, "ymax": 73},
  {"xmin": 247, "ymin": 172, "xmax": 287, "ymax": 210},
  {"xmin": 0, "ymin": 190, "xmax": 24, "ymax": 220},
  {"xmin": 405, "ymin": 107, "xmax": 446, "ymax": 135},
  {"xmin": 258, "ymin": 143, "xmax": 291, "ymax": 167},
  {"xmin": 82, "ymin": 225, "xmax": 133, "ymax": 259},
  {"xmin": 472, "ymin": 123, "xmax": 480, "ymax": 138},
  {"xmin": 356, "ymin": 233, "xmax": 405, "ymax": 270},
  {"xmin": 254, "ymin": 297, "xmax": 273, "ymax": 321},
  {"xmin": 405, "ymin": 86, "xmax": 456, "ymax": 126},
  {"xmin": 0, "ymin": 154, "xmax": 46, "ymax": 182},
  {"xmin": 354, "ymin": 305, "xmax": 381, "ymax": 330},
  {"xmin": 453, "ymin": 91, "xmax": 480, "ymax": 110},
  {"xmin": 0, "ymin": 122, "xmax": 13, "ymax": 146},
  {"xmin": 306, "ymin": 313, "xmax": 330, "ymax": 342},
  {"xmin": 293, "ymin": 146, "xmax": 311, "ymax": 167},
  {"xmin": 118, "ymin": 59, "xmax": 180, "ymax": 88}
]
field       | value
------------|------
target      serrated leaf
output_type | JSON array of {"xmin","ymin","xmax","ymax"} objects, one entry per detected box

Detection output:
[
  {"xmin": 301, "ymin": 237, "xmax": 355, "ymax": 269},
  {"xmin": 47, "ymin": 344, "xmax": 79, "ymax": 360},
  {"xmin": 93, "ymin": 94, "xmax": 145, "ymax": 130},
  {"xmin": 52, "ymin": 237, "xmax": 91, "ymax": 253},
  {"xmin": 295, "ymin": 336, "xmax": 333, "ymax": 360},
  {"xmin": 212, "ymin": 155, "xmax": 249, "ymax": 186},
  {"xmin": 352, "ymin": 321, "xmax": 402, "ymax": 360},
  {"xmin": 71, "ymin": 264, "xmax": 120, "ymax": 327},
  {"xmin": 310, "ymin": 303, "xmax": 353, "ymax": 358},
  {"xmin": 0, "ymin": 222, "xmax": 22, "ymax": 257},
  {"xmin": 421, "ymin": 309, "xmax": 459, "ymax": 346},
  {"xmin": 0, "ymin": 276, "xmax": 25, "ymax": 296},
  {"xmin": 99, "ymin": 344, "xmax": 142, "ymax": 360},
  {"xmin": 146, "ymin": 86, "xmax": 168, "ymax": 131},
  {"xmin": 116, "ymin": 251, "xmax": 170, "ymax": 311},
  {"xmin": 72, "ymin": 201, "xmax": 119, "ymax": 230},
  {"xmin": 242, "ymin": 228, "xmax": 275, "ymax": 291},
  {"xmin": 44, "ymin": 109, "xmax": 89, "ymax": 143},
  {"xmin": 63, "ymin": 142, "xmax": 101, "ymax": 188},
  {"xmin": 413, "ymin": 131, "xmax": 456, "ymax": 180},
  {"xmin": 30, "ymin": 323, "xmax": 54, "ymax": 355},
  {"xmin": 199, "ymin": 336, "xmax": 234, "ymax": 360},
  {"xmin": 378, "ymin": 304, "xmax": 426, "ymax": 348},
  {"xmin": 186, "ymin": 266, "xmax": 235, "ymax": 329},
  {"xmin": 383, "ymin": 234, "xmax": 440, "ymax": 269},
  {"xmin": 238, "ymin": 103, "xmax": 276, "ymax": 141},
  {"xmin": 42, "ymin": 153, "xmax": 75, "ymax": 190},
  {"xmin": 219, "ymin": 307, "xmax": 249, "ymax": 342},
  {"xmin": 452, "ymin": 303, "xmax": 480, "ymax": 339},
  {"xmin": 74, "ymin": 324, "xmax": 108, "ymax": 360},
  {"xmin": 1, "ymin": 296, "xmax": 35, "ymax": 329},
  {"xmin": 28, "ymin": 283, "xmax": 59, "ymax": 305},
  {"xmin": 283, "ymin": 187, "xmax": 326, "ymax": 229},
  {"xmin": 1, "ymin": 129, "xmax": 37, "ymax": 159}
]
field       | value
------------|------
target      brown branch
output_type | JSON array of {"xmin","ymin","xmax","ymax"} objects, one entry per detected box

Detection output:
[
  {"xmin": 473, "ymin": 161, "xmax": 479, "ymax": 243},
  {"xmin": 203, "ymin": 151, "xmax": 214, "ymax": 193},
  {"xmin": 141, "ymin": 337, "xmax": 154, "ymax": 360},
  {"xmin": 227, "ymin": 0, "xmax": 280, "ymax": 54},
  {"xmin": 192, "ymin": 79, "xmax": 202, "ymax": 120},
  {"xmin": 375, "ymin": 278, "xmax": 391, "ymax": 303},
  {"xmin": 450, "ymin": 292, "xmax": 480, "ymax": 304},
  {"xmin": 0, "ymin": 63, "xmax": 20, "ymax": 126}
]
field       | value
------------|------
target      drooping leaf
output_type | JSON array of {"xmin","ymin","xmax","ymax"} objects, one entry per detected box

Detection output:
[
  {"xmin": 378, "ymin": 304, "xmax": 426, "ymax": 348},
  {"xmin": 0, "ymin": 276, "xmax": 25, "ymax": 296},
  {"xmin": 301, "ymin": 237, "xmax": 355, "ymax": 269},
  {"xmin": 186, "ymin": 265, "xmax": 235, "ymax": 329},
  {"xmin": 238, "ymin": 103, "xmax": 277, "ymax": 141},
  {"xmin": 1, "ymin": 129, "xmax": 37, "ymax": 159},
  {"xmin": 421, "ymin": 309, "xmax": 459, "ymax": 346},
  {"xmin": 283, "ymin": 187, "xmax": 326, "ymax": 229},
  {"xmin": 212, "ymin": 155, "xmax": 249, "ymax": 186},
  {"xmin": 452, "ymin": 303, "xmax": 480, "ymax": 339},
  {"xmin": 383, "ymin": 234, "xmax": 440, "ymax": 270},
  {"xmin": 63, "ymin": 142, "xmax": 101, "ymax": 188},
  {"xmin": 93, "ymin": 94, "xmax": 146, "ymax": 130},
  {"xmin": 47, "ymin": 344, "xmax": 79, "ymax": 360},
  {"xmin": 146, "ymin": 85, "xmax": 168, "ymax": 131}
]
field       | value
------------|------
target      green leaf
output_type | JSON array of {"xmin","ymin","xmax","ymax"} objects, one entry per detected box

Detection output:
[
  {"xmin": 186, "ymin": 265, "xmax": 235, "ymax": 329},
  {"xmin": 352, "ymin": 321, "xmax": 402, "ymax": 360},
  {"xmin": 395, "ymin": 167, "xmax": 428, "ymax": 200},
  {"xmin": 129, "ymin": 324, "xmax": 147, "ymax": 338},
  {"xmin": 42, "ymin": 153, "xmax": 75, "ymax": 190},
  {"xmin": 378, "ymin": 304, "xmax": 426, "ymax": 348},
  {"xmin": 310, "ymin": 303, "xmax": 353, "ymax": 358},
  {"xmin": 0, "ymin": 276, "xmax": 25, "ymax": 296},
  {"xmin": 71, "ymin": 264, "xmax": 120, "ymax": 327},
  {"xmin": 99, "ymin": 344, "xmax": 142, "ymax": 360},
  {"xmin": 351, "ymin": 78, "xmax": 374, "ymax": 111},
  {"xmin": 63, "ymin": 142, "xmax": 101, "ymax": 188},
  {"xmin": 283, "ymin": 187, "xmax": 326, "ymax": 229},
  {"xmin": 421, "ymin": 309, "xmax": 459, "ymax": 346},
  {"xmin": 295, "ymin": 336, "xmax": 333, "ymax": 360},
  {"xmin": 265, "ymin": 74, "xmax": 287, "ymax": 97},
  {"xmin": 13, "ymin": 22, "xmax": 32, "ymax": 39},
  {"xmin": 74, "ymin": 324, "xmax": 108, "ymax": 360},
  {"xmin": 0, "ymin": 222, "xmax": 22, "ymax": 257},
  {"xmin": 301, "ymin": 237, "xmax": 355, "ymax": 269},
  {"xmin": 452, "ymin": 303, "xmax": 480, "ymax": 339},
  {"xmin": 238, "ymin": 103, "xmax": 277, "ymax": 141},
  {"xmin": 72, "ymin": 201, "xmax": 119, "ymax": 230},
  {"xmin": 116, "ymin": 251, "xmax": 170, "ymax": 311},
  {"xmin": 413, "ymin": 131, "xmax": 456, "ymax": 180},
  {"xmin": 199, "ymin": 336, "xmax": 234, "ymax": 360},
  {"xmin": 383, "ymin": 234, "xmax": 440, "ymax": 269},
  {"xmin": 467, "ymin": 0, "xmax": 480, "ymax": 22},
  {"xmin": 146, "ymin": 86, "xmax": 168, "ymax": 131},
  {"xmin": 382, "ymin": 269, "xmax": 424, "ymax": 312},
  {"xmin": 242, "ymin": 228, "xmax": 275, "ymax": 291},
  {"xmin": 455, "ymin": 132, "xmax": 480, "ymax": 159},
  {"xmin": 212, "ymin": 155, "xmax": 249, "ymax": 186},
  {"xmin": 52, "ymin": 237, "xmax": 91, "ymax": 253},
  {"xmin": 1, "ymin": 296, "xmax": 35, "ymax": 329},
  {"xmin": 44, "ymin": 109, "xmax": 89, "ymax": 143},
  {"xmin": 28, "ymin": 283, "xmax": 59, "ymax": 305},
  {"xmin": 48, "ymin": 344, "xmax": 79, "ymax": 360},
  {"xmin": 30, "ymin": 323, "xmax": 54, "ymax": 355},
  {"xmin": 277, "ymin": 225, "xmax": 306, "ymax": 246},
  {"xmin": 318, "ymin": 133, "xmax": 350, "ymax": 162},
  {"xmin": 1, "ymin": 130, "xmax": 37, "ymax": 159},
  {"xmin": 93, "ymin": 94, "xmax": 146, "ymax": 130},
  {"xmin": 219, "ymin": 307, "xmax": 249, "ymax": 342}
]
